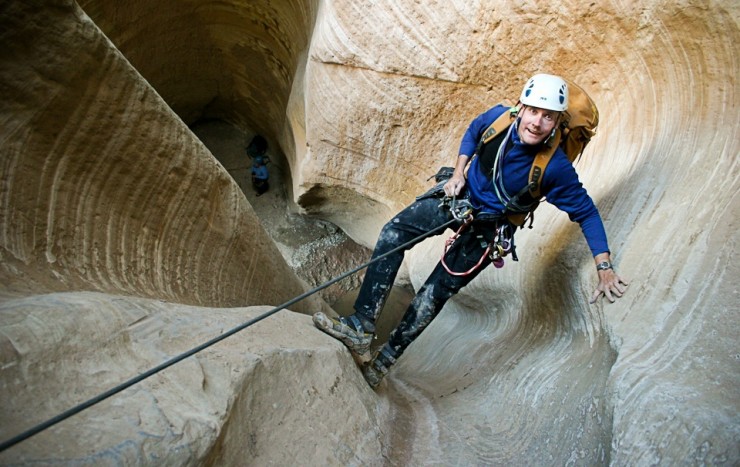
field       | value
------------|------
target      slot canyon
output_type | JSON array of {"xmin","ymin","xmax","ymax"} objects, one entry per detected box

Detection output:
[{"xmin": 0, "ymin": 0, "xmax": 738, "ymax": 465}]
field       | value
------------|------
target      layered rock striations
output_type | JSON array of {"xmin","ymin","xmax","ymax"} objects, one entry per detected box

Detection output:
[{"xmin": 1, "ymin": 0, "xmax": 738, "ymax": 465}]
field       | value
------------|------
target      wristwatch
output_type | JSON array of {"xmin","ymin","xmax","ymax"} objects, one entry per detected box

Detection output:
[{"xmin": 596, "ymin": 261, "xmax": 613, "ymax": 271}]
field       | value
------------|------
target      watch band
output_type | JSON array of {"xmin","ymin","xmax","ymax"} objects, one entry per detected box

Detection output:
[{"xmin": 596, "ymin": 261, "xmax": 613, "ymax": 271}]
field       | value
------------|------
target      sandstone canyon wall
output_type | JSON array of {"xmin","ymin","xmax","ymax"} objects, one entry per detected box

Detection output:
[{"xmin": 1, "ymin": 0, "xmax": 738, "ymax": 465}]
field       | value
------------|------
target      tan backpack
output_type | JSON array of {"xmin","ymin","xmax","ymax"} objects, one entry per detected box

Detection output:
[{"xmin": 478, "ymin": 79, "xmax": 599, "ymax": 227}]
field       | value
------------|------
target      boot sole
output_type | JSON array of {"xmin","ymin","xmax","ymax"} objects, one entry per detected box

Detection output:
[{"xmin": 313, "ymin": 313, "xmax": 373, "ymax": 364}]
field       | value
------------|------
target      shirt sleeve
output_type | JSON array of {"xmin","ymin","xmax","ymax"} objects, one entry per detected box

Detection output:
[{"xmin": 542, "ymin": 153, "xmax": 610, "ymax": 256}]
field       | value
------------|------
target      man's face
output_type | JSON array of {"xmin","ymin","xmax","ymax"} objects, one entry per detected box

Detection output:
[{"xmin": 517, "ymin": 105, "xmax": 560, "ymax": 145}]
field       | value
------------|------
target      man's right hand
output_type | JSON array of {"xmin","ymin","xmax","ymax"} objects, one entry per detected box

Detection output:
[
  {"xmin": 444, "ymin": 175, "xmax": 466, "ymax": 197},
  {"xmin": 444, "ymin": 155, "xmax": 471, "ymax": 197}
]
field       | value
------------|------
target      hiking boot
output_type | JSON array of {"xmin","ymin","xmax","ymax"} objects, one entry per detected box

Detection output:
[
  {"xmin": 362, "ymin": 360, "xmax": 388, "ymax": 389},
  {"xmin": 313, "ymin": 312, "xmax": 374, "ymax": 364},
  {"xmin": 362, "ymin": 345, "xmax": 397, "ymax": 389}
]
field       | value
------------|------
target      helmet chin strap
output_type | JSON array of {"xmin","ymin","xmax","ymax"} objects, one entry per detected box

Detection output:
[
  {"xmin": 512, "ymin": 102, "xmax": 522, "ymax": 115},
  {"xmin": 543, "ymin": 113, "xmax": 565, "ymax": 147},
  {"xmin": 544, "ymin": 127, "xmax": 557, "ymax": 146}
]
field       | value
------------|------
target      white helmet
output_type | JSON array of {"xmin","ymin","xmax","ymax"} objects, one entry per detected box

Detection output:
[{"xmin": 519, "ymin": 74, "xmax": 569, "ymax": 112}]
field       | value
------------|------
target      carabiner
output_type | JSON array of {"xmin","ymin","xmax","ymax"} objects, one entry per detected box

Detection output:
[{"xmin": 443, "ymin": 196, "xmax": 473, "ymax": 221}]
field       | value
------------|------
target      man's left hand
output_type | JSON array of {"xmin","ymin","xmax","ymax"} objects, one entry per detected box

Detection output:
[{"xmin": 591, "ymin": 268, "xmax": 629, "ymax": 303}]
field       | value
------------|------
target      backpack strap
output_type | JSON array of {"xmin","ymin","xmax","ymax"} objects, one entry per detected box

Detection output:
[
  {"xmin": 527, "ymin": 126, "xmax": 562, "ymax": 199},
  {"xmin": 468, "ymin": 103, "xmax": 516, "ymax": 178},
  {"xmin": 479, "ymin": 104, "xmax": 517, "ymax": 147},
  {"xmin": 505, "ymin": 126, "xmax": 563, "ymax": 228}
]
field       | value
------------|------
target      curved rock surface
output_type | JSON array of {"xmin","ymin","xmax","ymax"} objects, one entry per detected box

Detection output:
[{"xmin": 1, "ymin": 0, "xmax": 738, "ymax": 465}]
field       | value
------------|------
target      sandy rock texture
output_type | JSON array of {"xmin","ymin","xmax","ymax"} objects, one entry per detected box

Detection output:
[
  {"xmin": 1, "ymin": 0, "xmax": 739, "ymax": 465},
  {"xmin": 0, "ymin": 0, "xmax": 329, "ymax": 314},
  {"xmin": 0, "ymin": 293, "xmax": 384, "ymax": 465}
]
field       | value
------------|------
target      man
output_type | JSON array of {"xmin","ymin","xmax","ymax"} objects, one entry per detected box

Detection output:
[
  {"xmin": 314, "ymin": 74, "xmax": 629, "ymax": 388},
  {"xmin": 247, "ymin": 134, "xmax": 270, "ymax": 196},
  {"xmin": 251, "ymin": 155, "xmax": 269, "ymax": 196}
]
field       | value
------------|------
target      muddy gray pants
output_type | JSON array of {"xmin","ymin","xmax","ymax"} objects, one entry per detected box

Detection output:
[{"xmin": 353, "ymin": 194, "xmax": 500, "ymax": 363}]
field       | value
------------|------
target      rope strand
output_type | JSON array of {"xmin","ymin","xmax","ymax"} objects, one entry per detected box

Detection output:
[{"xmin": 0, "ymin": 217, "xmax": 458, "ymax": 453}]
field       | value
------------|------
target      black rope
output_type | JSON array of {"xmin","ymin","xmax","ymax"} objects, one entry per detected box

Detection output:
[{"xmin": 0, "ymin": 216, "xmax": 458, "ymax": 452}]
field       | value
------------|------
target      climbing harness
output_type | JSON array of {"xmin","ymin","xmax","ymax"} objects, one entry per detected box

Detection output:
[
  {"xmin": 440, "ymin": 219, "xmax": 516, "ymax": 276},
  {"xmin": 0, "ymin": 215, "xmax": 459, "ymax": 453},
  {"xmin": 438, "ymin": 196, "xmax": 517, "ymax": 277}
]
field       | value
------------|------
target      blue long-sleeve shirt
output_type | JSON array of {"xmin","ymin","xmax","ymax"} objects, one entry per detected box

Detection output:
[
  {"xmin": 459, "ymin": 105, "xmax": 609, "ymax": 257},
  {"xmin": 252, "ymin": 164, "xmax": 269, "ymax": 180}
]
